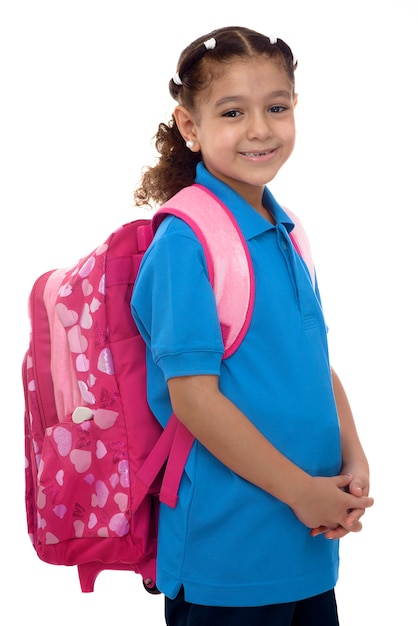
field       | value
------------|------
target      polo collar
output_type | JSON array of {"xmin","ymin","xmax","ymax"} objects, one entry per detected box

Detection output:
[{"xmin": 194, "ymin": 162, "xmax": 295, "ymax": 241}]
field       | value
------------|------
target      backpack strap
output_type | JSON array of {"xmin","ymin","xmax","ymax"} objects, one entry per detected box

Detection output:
[
  {"xmin": 153, "ymin": 183, "xmax": 255, "ymax": 359},
  {"xmin": 286, "ymin": 207, "xmax": 316, "ymax": 287},
  {"xmin": 137, "ymin": 413, "xmax": 195, "ymax": 508},
  {"xmin": 147, "ymin": 185, "xmax": 316, "ymax": 508},
  {"xmin": 144, "ymin": 184, "xmax": 256, "ymax": 507}
]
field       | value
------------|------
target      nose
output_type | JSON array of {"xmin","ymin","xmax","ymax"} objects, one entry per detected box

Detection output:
[{"xmin": 246, "ymin": 111, "xmax": 272, "ymax": 141}]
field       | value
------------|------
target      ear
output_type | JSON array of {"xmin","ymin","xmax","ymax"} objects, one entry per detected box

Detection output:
[
  {"xmin": 174, "ymin": 105, "xmax": 200, "ymax": 152},
  {"xmin": 293, "ymin": 93, "xmax": 298, "ymax": 107}
]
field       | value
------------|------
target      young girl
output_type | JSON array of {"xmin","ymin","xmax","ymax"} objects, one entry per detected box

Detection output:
[{"xmin": 131, "ymin": 26, "xmax": 373, "ymax": 626}]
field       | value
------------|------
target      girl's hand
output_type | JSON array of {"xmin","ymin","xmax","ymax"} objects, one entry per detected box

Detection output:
[
  {"xmin": 290, "ymin": 473, "xmax": 373, "ymax": 537},
  {"xmin": 309, "ymin": 472, "xmax": 372, "ymax": 539}
]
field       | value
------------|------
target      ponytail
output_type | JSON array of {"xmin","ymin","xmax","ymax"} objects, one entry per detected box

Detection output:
[{"xmin": 134, "ymin": 115, "xmax": 200, "ymax": 207}]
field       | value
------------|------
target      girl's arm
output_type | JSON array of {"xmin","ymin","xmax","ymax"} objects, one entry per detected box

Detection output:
[
  {"xmin": 332, "ymin": 367, "xmax": 370, "ymax": 484},
  {"xmin": 312, "ymin": 368, "xmax": 372, "ymax": 539},
  {"xmin": 167, "ymin": 373, "xmax": 373, "ymax": 533}
]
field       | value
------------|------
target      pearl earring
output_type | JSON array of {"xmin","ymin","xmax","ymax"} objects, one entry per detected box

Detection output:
[{"xmin": 186, "ymin": 140, "xmax": 195, "ymax": 150}]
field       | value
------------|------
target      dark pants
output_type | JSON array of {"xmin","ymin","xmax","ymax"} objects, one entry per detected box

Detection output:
[{"xmin": 165, "ymin": 586, "xmax": 339, "ymax": 626}]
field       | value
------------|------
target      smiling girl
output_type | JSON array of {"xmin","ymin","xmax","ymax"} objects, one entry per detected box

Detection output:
[{"xmin": 132, "ymin": 26, "xmax": 373, "ymax": 626}]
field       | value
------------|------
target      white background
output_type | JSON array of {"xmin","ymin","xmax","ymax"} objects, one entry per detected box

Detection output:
[{"xmin": 1, "ymin": 1, "xmax": 416, "ymax": 623}]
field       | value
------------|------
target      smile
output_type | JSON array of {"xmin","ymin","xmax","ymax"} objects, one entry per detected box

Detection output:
[{"xmin": 239, "ymin": 148, "xmax": 276, "ymax": 159}]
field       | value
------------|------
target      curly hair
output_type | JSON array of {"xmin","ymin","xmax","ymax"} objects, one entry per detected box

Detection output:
[{"xmin": 134, "ymin": 26, "xmax": 297, "ymax": 207}]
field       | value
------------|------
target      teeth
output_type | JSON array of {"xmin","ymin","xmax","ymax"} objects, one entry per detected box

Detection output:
[{"xmin": 243, "ymin": 150, "xmax": 272, "ymax": 157}]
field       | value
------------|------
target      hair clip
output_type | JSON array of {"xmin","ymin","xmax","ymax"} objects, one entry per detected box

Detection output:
[
  {"xmin": 203, "ymin": 37, "xmax": 216, "ymax": 50},
  {"xmin": 173, "ymin": 72, "xmax": 182, "ymax": 86},
  {"xmin": 269, "ymin": 36, "xmax": 278, "ymax": 44}
]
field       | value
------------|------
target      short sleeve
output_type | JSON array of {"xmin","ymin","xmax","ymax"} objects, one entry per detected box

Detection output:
[{"xmin": 131, "ymin": 217, "xmax": 224, "ymax": 381}]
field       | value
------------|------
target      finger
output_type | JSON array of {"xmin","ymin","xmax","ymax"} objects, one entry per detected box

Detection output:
[
  {"xmin": 344, "ymin": 508, "xmax": 365, "ymax": 528},
  {"xmin": 336, "ymin": 473, "xmax": 353, "ymax": 490},
  {"xmin": 360, "ymin": 495, "xmax": 374, "ymax": 508},
  {"xmin": 348, "ymin": 482, "xmax": 364, "ymax": 496},
  {"xmin": 309, "ymin": 526, "xmax": 328, "ymax": 537},
  {"xmin": 324, "ymin": 526, "xmax": 350, "ymax": 540},
  {"xmin": 347, "ymin": 494, "xmax": 374, "ymax": 509},
  {"xmin": 313, "ymin": 525, "xmax": 351, "ymax": 540}
]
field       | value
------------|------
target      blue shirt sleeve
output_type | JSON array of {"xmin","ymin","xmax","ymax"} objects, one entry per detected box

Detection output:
[{"xmin": 131, "ymin": 217, "xmax": 224, "ymax": 381}]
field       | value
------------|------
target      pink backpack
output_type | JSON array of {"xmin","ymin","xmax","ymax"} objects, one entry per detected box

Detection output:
[{"xmin": 23, "ymin": 184, "xmax": 314, "ymax": 593}]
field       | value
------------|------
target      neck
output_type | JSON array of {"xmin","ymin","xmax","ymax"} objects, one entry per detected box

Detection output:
[
  {"xmin": 244, "ymin": 189, "xmax": 276, "ymax": 225},
  {"xmin": 237, "ymin": 184, "xmax": 272, "ymax": 221},
  {"xmin": 255, "ymin": 204, "xmax": 276, "ymax": 224}
]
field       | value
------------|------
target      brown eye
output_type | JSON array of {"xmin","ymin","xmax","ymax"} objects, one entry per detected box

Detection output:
[
  {"xmin": 269, "ymin": 105, "xmax": 287, "ymax": 113},
  {"xmin": 223, "ymin": 110, "xmax": 241, "ymax": 118}
]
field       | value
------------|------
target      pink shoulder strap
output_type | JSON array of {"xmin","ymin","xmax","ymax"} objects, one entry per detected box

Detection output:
[
  {"xmin": 148, "ymin": 187, "xmax": 316, "ymax": 508},
  {"xmin": 150, "ymin": 185, "xmax": 256, "ymax": 507},
  {"xmin": 285, "ymin": 207, "xmax": 316, "ymax": 287},
  {"xmin": 154, "ymin": 184, "xmax": 255, "ymax": 358}
]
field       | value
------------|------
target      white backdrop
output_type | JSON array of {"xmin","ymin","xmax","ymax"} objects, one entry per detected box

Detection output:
[{"xmin": 1, "ymin": 1, "xmax": 416, "ymax": 623}]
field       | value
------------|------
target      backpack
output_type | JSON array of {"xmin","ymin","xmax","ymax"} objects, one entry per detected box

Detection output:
[{"xmin": 23, "ymin": 183, "xmax": 315, "ymax": 593}]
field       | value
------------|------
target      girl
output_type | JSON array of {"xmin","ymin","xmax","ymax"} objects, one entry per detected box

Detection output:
[{"xmin": 131, "ymin": 26, "xmax": 373, "ymax": 626}]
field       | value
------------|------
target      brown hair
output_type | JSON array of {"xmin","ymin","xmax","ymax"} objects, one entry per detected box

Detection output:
[{"xmin": 134, "ymin": 26, "xmax": 297, "ymax": 207}]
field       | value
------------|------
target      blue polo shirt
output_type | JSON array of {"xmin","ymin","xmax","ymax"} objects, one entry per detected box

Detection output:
[{"xmin": 131, "ymin": 163, "xmax": 342, "ymax": 606}]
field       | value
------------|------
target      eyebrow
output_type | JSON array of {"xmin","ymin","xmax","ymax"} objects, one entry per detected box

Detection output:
[{"xmin": 215, "ymin": 90, "xmax": 293, "ymax": 108}]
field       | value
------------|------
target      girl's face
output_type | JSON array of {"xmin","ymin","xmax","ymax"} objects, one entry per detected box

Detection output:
[{"xmin": 175, "ymin": 56, "xmax": 297, "ymax": 210}]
